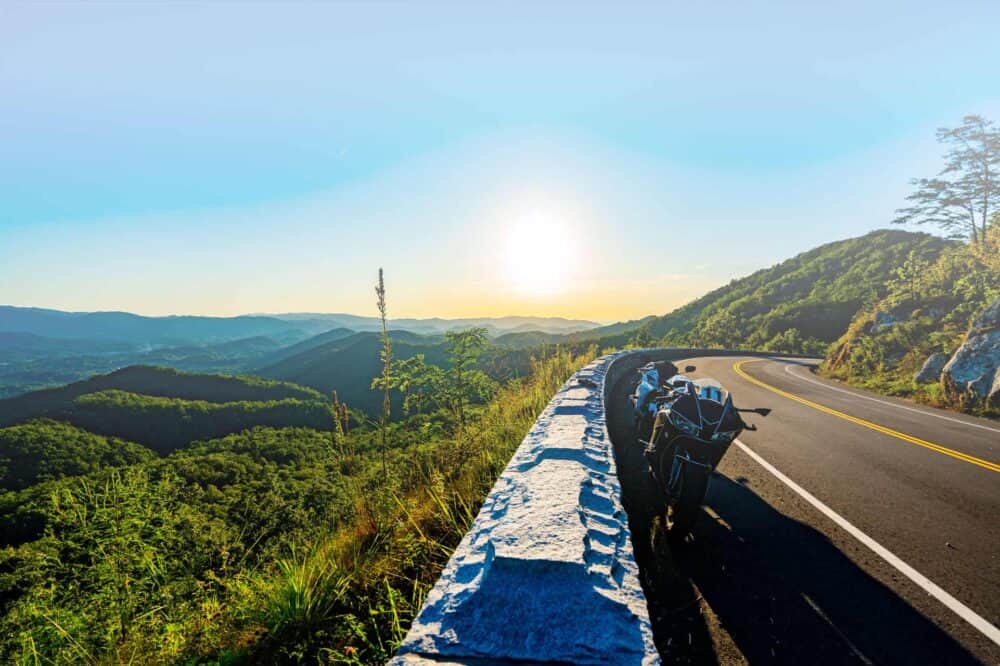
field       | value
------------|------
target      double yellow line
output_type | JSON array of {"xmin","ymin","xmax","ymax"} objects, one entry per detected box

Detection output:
[{"xmin": 733, "ymin": 359, "xmax": 1000, "ymax": 474}]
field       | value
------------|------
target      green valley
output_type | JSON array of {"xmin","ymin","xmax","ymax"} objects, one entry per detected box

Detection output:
[{"xmin": 0, "ymin": 307, "xmax": 597, "ymax": 664}]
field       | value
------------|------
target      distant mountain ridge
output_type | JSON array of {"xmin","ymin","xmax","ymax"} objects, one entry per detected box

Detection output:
[
  {"xmin": 0, "ymin": 309, "xmax": 601, "ymax": 398},
  {"xmin": 0, "ymin": 306, "xmax": 600, "ymax": 346},
  {"xmin": 249, "ymin": 313, "xmax": 600, "ymax": 336},
  {"xmin": 0, "ymin": 306, "xmax": 329, "ymax": 346}
]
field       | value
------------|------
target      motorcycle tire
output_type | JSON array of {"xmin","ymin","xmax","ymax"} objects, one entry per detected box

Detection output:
[{"xmin": 662, "ymin": 459, "xmax": 710, "ymax": 540}]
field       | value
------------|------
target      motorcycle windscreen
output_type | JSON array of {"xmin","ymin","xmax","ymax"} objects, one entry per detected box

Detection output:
[{"xmin": 694, "ymin": 377, "xmax": 729, "ymax": 404}]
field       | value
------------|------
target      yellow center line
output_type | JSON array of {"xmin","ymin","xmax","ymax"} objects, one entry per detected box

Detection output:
[{"xmin": 733, "ymin": 359, "xmax": 1000, "ymax": 474}]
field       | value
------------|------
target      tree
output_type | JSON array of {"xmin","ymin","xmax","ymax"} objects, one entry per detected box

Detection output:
[
  {"xmin": 888, "ymin": 250, "xmax": 931, "ymax": 303},
  {"xmin": 695, "ymin": 309, "xmax": 743, "ymax": 348},
  {"xmin": 969, "ymin": 212, "xmax": 1000, "ymax": 272},
  {"xmin": 387, "ymin": 354, "xmax": 445, "ymax": 415},
  {"xmin": 374, "ymin": 268, "xmax": 391, "ymax": 476},
  {"xmin": 894, "ymin": 115, "xmax": 999, "ymax": 243},
  {"xmin": 628, "ymin": 323, "xmax": 655, "ymax": 348},
  {"xmin": 442, "ymin": 328, "xmax": 494, "ymax": 427},
  {"xmin": 330, "ymin": 391, "xmax": 351, "ymax": 454},
  {"xmin": 377, "ymin": 328, "xmax": 496, "ymax": 428}
]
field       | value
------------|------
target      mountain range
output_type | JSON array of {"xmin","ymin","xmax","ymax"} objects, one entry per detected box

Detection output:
[
  {"xmin": 3, "ymin": 229, "xmax": 993, "ymax": 415},
  {"xmin": 0, "ymin": 307, "xmax": 599, "ymax": 345},
  {"xmin": 0, "ymin": 309, "xmax": 599, "ymax": 398}
]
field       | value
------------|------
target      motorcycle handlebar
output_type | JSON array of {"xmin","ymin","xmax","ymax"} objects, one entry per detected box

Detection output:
[{"xmin": 737, "ymin": 407, "xmax": 771, "ymax": 417}]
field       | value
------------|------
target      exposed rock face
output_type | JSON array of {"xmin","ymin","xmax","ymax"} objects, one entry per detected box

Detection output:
[
  {"xmin": 942, "ymin": 297, "xmax": 1000, "ymax": 407},
  {"xmin": 871, "ymin": 311, "xmax": 901, "ymax": 332},
  {"xmin": 915, "ymin": 352, "xmax": 949, "ymax": 384}
]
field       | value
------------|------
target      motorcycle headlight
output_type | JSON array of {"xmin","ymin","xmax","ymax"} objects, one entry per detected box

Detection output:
[
  {"xmin": 668, "ymin": 409, "xmax": 701, "ymax": 436},
  {"xmin": 711, "ymin": 430, "xmax": 739, "ymax": 443}
]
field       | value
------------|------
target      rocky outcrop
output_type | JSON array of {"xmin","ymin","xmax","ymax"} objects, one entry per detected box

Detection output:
[
  {"xmin": 915, "ymin": 352, "xmax": 949, "ymax": 384},
  {"xmin": 871, "ymin": 311, "xmax": 901, "ymax": 332},
  {"xmin": 942, "ymin": 297, "xmax": 1000, "ymax": 407}
]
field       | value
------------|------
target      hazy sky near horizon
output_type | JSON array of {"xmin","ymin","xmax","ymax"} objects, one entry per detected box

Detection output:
[{"xmin": 3, "ymin": 2, "xmax": 999, "ymax": 322}]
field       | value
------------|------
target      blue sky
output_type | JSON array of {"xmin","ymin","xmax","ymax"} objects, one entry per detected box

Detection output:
[{"xmin": 2, "ymin": 1, "xmax": 999, "ymax": 320}]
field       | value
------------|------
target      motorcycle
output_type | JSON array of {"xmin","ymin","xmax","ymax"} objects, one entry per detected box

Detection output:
[{"xmin": 631, "ymin": 361, "xmax": 770, "ymax": 538}]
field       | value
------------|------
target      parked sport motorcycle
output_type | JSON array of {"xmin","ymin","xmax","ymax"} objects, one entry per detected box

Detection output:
[{"xmin": 631, "ymin": 361, "xmax": 770, "ymax": 538}]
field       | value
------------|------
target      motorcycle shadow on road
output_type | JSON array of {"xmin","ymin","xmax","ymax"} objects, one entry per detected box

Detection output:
[{"xmin": 663, "ymin": 473, "xmax": 981, "ymax": 665}]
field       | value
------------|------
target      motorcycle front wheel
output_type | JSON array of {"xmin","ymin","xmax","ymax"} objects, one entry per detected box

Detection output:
[{"xmin": 660, "ymin": 456, "xmax": 710, "ymax": 539}]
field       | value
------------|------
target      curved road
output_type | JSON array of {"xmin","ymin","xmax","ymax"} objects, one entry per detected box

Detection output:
[{"xmin": 609, "ymin": 355, "xmax": 999, "ymax": 665}]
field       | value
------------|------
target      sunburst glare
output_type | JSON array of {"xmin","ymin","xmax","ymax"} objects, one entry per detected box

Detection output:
[{"xmin": 502, "ymin": 212, "xmax": 578, "ymax": 297}]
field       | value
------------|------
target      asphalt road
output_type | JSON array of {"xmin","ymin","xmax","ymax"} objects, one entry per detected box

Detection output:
[{"xmin": 608, "ymin": 355, "xmax": 1000, "ymax": 665}]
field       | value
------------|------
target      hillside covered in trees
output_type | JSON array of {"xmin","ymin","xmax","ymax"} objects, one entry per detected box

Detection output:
[
  {"xmin": 820, "ymin": 115, "xmax": 1000, "ymax": 414},
  {"xmin": 643, "ymin": 230, "xmax": 951, "ymax": 354},
  {"xmin": 572, "ymin": 229, "xmax": 951, "ymax": 357},
  {"xmin": 604, "ymin": 224, "xmax": 998, "ymax": 415},
  {"xmin": 823, "ymin": 223, "xmax": 999, "ymax": 414},
  {"xmin": 0, "ymin": 366, "xmax": 330, "ymax": 455},
  {"xmin": 0, "ymin": 307, "xmax": 596, "ymax": 665},
  {"xmin": 255, "ymin": 331, "xmax": 543, "ymax": 415}
]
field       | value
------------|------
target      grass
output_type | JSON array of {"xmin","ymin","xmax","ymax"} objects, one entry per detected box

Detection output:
[{"xmin": 242, "ymin": 345, "xmax": 597, "ymax": 663}]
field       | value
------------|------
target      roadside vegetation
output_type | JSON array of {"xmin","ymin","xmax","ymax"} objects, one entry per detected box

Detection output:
[
  {"xmin": 823, "ymin": 115, "xmax": 999, "ymax": 416},
  {"xmin": 823, "ymin": 220, "xmax": 999, "ymax": 415},
  {"xmin": 0, "ymin": 272, "xmax": 596, "ymax": 664}
]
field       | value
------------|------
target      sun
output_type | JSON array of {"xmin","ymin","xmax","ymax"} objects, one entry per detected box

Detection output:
[{"xmin": 502, "ymin": 214, "xmax": 576, "ymax": 297}]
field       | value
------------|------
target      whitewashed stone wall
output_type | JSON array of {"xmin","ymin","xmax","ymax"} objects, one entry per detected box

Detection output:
[{"xmin": 390, "ymin": 350, "xmax": 659, "ymax": 665}]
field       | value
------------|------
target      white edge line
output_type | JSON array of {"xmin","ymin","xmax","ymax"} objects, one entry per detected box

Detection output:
[
  {"xmin": 733, "ymin": 438, "xmax": 1000, "ymax": 648},
  {"xmin": 781, "ymin": 363, "xmax": 1000, "ymax": 435},
  {"xmin": 801, "ymin": 593, "xmax": 874, "ymax": 666}
]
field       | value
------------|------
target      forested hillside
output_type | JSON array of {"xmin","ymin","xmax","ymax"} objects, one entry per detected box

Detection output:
[
  {"xmin": 0, "ymin": 332, "xmax": 306, "ymax": 399},
  {"xmin": 824, "ymin": 223, "xmax": 1000, "ymax": 414},
  {"xmin": 255, "ymin": 327, "xmax": 356, "ymax": 366},
  {"xmin": 257, "ymin": 330, "xmax": 538, "ymax": 414},
  {"xmin": 636, "ymin": 230, "xmax": 952, "ymax": 354},
  {"xmin": 0, "ymin": 419, "xmax": 154, "ymax": 491},
  {"xmin": 0, "ymin": 365, "xmax": 322, "ymax": 426},
  {"xmin": 0, "ymin": 329, "xmax": 593, "ymax": 663},
  {"xmin": 256, "ymin": 331, "xmax": 449, "ymax": 414}
]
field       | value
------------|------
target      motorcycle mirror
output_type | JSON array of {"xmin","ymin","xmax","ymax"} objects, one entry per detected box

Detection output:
[
  {"xmin": 737, "ymin": 407, "xmax": 771, "ymax": 416},
  {"xmin": 684, "ymin": 365, "xmax": 696, "ymax": 373}
]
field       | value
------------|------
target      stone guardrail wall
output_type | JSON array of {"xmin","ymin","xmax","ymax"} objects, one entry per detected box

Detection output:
[
  {"xmin": 391, "ymin": 349, "xmax": 658, "ymax": 665},
  {"xmin": 390, "ymin": 348, "xmax": 804, "ymax": 665}
]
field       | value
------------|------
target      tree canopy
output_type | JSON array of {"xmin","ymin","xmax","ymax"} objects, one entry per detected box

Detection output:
[{"xmin": 894, "ymin": 115, "xmax": 999, "ymax": 243}]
